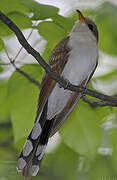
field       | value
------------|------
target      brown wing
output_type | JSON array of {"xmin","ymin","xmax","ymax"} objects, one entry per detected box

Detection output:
[
  {"xmin": 50, "ymin": 91, "xmax": 81, "ymax": 137},
  {"xmin": 50, "ymin": 59, "xmax": 98, "ymax": 137},
  {"xmin": 36, "ymin": 36, "xmax": 70, "ymax": 120}
]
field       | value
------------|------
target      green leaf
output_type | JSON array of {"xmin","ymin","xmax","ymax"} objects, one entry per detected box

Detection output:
[
  {"xmin": 10, "ymin": 83, "xmax": 39, "ymax": 145},
  {"xmin": 96, "ymin": 70, "xmax": 117, "ymax": 81},
  {"xmin": 0, "ymin": 66, "xmax": 3, "ymax": 72},
  {"xmin": 52, "ymin": 14, "xmax": 74, "ymax": 33},
  {"xmin": 60, "ymin": 100, "xmax": 101, "ymax": 160},
  {"xmin": 38, "ymin": 21, "xmax": 67, "ymax": 60},
  {"xmin": 88, "ymin": 155, "xmax": 115, "ymax": 180},
  {"xmin": 0, "ymin": 12, "xmax": 32, "ymax": 37},
  {"xmin": 0, "ymin": 63, "xmax": 3, "ymax": 73},
  {"xmin": 42, "ymin": 43, "xmax": 53, "ymax": 61},
  {"xmin": 0, "ymin": 38, "xmax": 4, "ymax": 52},
  {"xmin": 95, "ymin": 106, "xmax": 112, "ymax": 121},
  {"xmin": 43, "ymin": 143, "xmax": 78, "ymax": 180},
  {"xmin": 0, "ymin": 81, "xmax": 9, "ymax": 120},
  {"xmin": 39, "ymin": 14, "xmax": 75, "ymax": 61},
  {"xmin": 21, "ymin": 0, "xmax": 59, "ymax": 20},
  {"xmin": 0, "ymin": 0, "xmax": 29, "ymax": 14},
  {"xmin": 8, "ymin": 64, "xmax": 43, "ymax": 97},
  {"xmin": 87, "ymin": 2, "xmax": 117, "ymax": 55},
  {"xmin": 38, "ymin": 21, "xmax": 66, "ymax": 44},
  {"xmin": 108, "ymin": 121, "xmax": 117, "ymax": 174},
  {"xmin": 8, "ymin": 11, "xmax": 32, "ymax": 29},
  {"xmin": 8, "ymin": 64, "xmax": 43, "ymax": 145},
  {"xmin": 0, "ymin": 126, "xmax": 12, "ymax": 142},
  {"xmin": 0, "ymin": 148, "xmax": 15, "ymax": 177}
]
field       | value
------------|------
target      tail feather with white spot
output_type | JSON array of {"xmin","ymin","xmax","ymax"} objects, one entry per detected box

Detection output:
[{"xmin": 17, "ymin": 102, "xmax": 54, "ymax": 178}]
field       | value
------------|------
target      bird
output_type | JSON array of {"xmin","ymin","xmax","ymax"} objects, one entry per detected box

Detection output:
[{"xmin": 17, "ymin": 10, "xmax": 99, "ymax": 178}]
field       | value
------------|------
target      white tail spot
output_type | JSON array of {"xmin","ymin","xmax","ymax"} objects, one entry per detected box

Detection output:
[
  {"xmin": 23, "ymin": 140, "xmax": 33, "ymax": 157},
  {"xmin": 31, "ymin": 165, "xmax": 39, "ymax": 176},
  {"xmin": 38, "ymin": 145, "xmax": 46, "ymax": 160},
  {"xmin": 36, "ymin": 145, "xmax": 44, "ymax": 157},
  {"xmin": 17, "ymin": 158, "xmax": 26, "ymax": 170},
  {"xmin": 31, "ymin": 122, "xmax": 42, "ymax": 140}
]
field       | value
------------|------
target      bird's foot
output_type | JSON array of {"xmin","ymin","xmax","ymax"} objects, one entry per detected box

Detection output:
[
  {"xmin": 64, "ymin": 79, "xmax": 71, "ymax": 89},
  {"xmin": 82, "ymin": 85, "xmax": 87, "ymax": 95},
  {"xmin": 58, "ymin": 76, "xmax": 70, "ymax": 89}
]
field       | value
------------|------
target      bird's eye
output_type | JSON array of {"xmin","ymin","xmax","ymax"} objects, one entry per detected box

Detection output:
[{"xmin": 88, "ymin": 24, "xmax": 93, "ymax": 31}]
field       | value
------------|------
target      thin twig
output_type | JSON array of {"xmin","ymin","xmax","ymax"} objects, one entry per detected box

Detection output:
[
  {"xmin": 14, "ymin": 25, "xmax": 35, "ymax": 62},
  {"xmin": 0, "ymin": 11, "xmax": 117, "ymax": 106},
  {"xmin": 82, "ymin": 96, "xmax": 116, "ymax": 107},
  {"xmin": 13, "ymin": 63, "xmax": 41, "ymax": 87},
  {"xmin": 4, "ymin": 47, "xmax": 41, "ymax": 87},
  {"xmin": 0, "ymin": 62, "xmax": 11, "ymax": 66},
  {"xmin": 3, "ymin": 38, "xmax": 41, "ymax": 87},
  {"xmin": 0, "ymin": 121, "xmax": 11, "ymax": 128},
  {"xmin": 0, "ymin": 26, "xmax": 35, "ymax": 66}
]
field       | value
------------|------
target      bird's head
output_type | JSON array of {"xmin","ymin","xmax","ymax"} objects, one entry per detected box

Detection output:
[{"xmin": 71, "ymin": 10, "xmax": 98, "ymax": 42}]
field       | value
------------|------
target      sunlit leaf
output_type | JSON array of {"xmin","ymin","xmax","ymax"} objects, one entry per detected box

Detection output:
[
  {"xmin": 42, "ymin": 43, "xmax": 53, "ymax": 61},
  {"xmin": 0, "ymin": 81, "xmax": 9, "ymax": 120},
  {"xmin": 95, "ymin": 106, "xmax": 112, "ymax": 121},
  {"xmin": 38, "ymin": 21, "xmax": 67, "ymax": 60},
  {"xmin": 52, "ymin": 14, "xmax": 74, "ymax": 33},
  {"xmin": 38, "ymin": 21, "xmax": 66, "ymax": 44},
  {"xmin": 8, "ymin": 11, "xmax": 32, "ymax": 29},
  {"xmin": 10, "ymin": 83, "xmax": 39, "ymax": 144},
  {"xmin": 0, "ymin": 12, "xmax": 32, "ymax": 37},
  {"xmin": 21, "ymin": 0, "xmax": 59, "ymax": 20},
  {"xmin": 8, "ymin": 64, "xmax": 43, "ymax": 145},
  {"xmin": 0, "ymin": 0, "xmax": 29, "ymax": 14}
]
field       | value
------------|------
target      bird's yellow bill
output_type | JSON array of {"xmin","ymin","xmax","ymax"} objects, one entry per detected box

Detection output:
[{"xmin": 76, "ymin": 10, "xmax": 86, "ymax": 24}]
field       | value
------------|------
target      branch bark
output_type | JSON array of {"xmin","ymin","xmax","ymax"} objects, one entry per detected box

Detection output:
[
  {"xmin": 82, "ymin": 96, "xmax": 116, "ymax": 107},
  {"xmin": 0, "ymin": 11, "xmax": 117, "ymax": 106}
]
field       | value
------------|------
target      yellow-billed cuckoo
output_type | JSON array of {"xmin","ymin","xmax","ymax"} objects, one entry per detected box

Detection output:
[{"xmin": 17, "ymin": 10, "xmax": 99, "ymax": 178}]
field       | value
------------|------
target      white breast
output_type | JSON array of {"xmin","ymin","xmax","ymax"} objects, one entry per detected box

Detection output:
[
  {"xmin": 47, "ymin": 28, "xmax": 98, "ymax": 120},
  {"xmin": 62, "ymin": 31, "xmax": 98, "ymax": 85}
]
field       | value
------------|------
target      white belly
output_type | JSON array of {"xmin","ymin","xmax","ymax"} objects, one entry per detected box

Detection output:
[{"xmin": 47, "ymin": 34, "xmax": 98, "ymax": 119}]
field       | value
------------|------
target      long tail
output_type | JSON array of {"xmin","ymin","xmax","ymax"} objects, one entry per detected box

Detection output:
[{"xmin": 17, "ymin": 103, "xmax": 54, "ymax": 178}]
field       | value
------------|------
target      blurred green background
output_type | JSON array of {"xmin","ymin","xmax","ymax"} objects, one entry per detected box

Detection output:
[{"xmin": 0, "ymin": 0, "xmax": 117, "ymax": 179}]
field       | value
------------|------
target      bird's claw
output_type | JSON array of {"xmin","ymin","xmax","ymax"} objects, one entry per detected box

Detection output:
[
  {"xmin": 64, "ymin": 79, "xmax": 70, "ymax": 89},
  {"xmin": 82, "ymin": 85, "xmax": 87, "ymax": 95},
  {"xmin": 58, "ymin": 76, "xmax": 70, "ymax": 89}
]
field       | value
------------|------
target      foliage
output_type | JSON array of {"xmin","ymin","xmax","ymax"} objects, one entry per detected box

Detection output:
[
  {"xmin": 0, "ymin": 0, "xmax": 117, "ymax": 179},
  {"xmin": 86, "ymin": 2, "xmax": 117, "ymax": 56}
]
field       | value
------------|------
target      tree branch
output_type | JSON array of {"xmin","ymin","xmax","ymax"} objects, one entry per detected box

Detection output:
[
  {"xmin": 0, "ymin": 11, "xmax": 117, "ymax": 106},
  {"xmin": 82, "ymin": 96, "xmax": 116, "ymax": 107},
  {"xmin": 0, "ymin": 62, "xmax": 11, "ymax": 66},
  {"xmin": 13, "ymin": 64, "xmax": 41, "ymax": 87},
  {"xmin": 3, "ymin": 45, "xmax": 41, "ymax": 87},
  {"xmin": 13, "ymin": 24, "xmax": 35, "ymax": 63}
]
